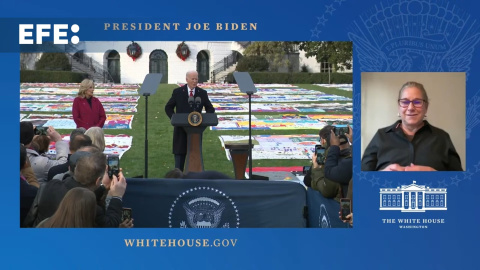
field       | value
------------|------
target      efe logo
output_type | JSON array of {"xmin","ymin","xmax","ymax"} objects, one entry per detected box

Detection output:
[{"xmin": 19, "ymin": 24, "xmax": 80, "ymax": 45}]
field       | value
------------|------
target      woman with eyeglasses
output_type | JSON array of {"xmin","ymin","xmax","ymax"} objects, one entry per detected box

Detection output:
[
  {"xmin": 72, "ymin": 79, "xmax": 106, "ymax": 130},
  {"xmin": 361, "ymin": 81, "xmax": 462, "ymax": 171}
]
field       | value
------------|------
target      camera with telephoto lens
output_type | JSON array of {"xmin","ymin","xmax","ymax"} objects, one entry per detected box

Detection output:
[
  {"xmin": 315, "ymin": 144, "xmax": 326, "ymax": 165},
  {"xmin": 34, "ymin": 126, "xmax": 48, "ymax": 136}
]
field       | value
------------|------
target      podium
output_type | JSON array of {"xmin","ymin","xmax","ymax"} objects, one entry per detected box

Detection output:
[
  {"xmin": 224, "ymin": 143, "xmax": 253, "ymax": 179},
  {"xmin": 171, "ymin": 113, "xmax": 218, "ymax": 173}
]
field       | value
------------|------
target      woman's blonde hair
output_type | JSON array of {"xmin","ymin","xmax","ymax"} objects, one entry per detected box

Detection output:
[
  {"xmin": 78, "ymin": 79, "xmax": 94, "ymax": 98},
  {"xmin": 85, "ymin": 127, "xmax": 105, "ymax": 152}
]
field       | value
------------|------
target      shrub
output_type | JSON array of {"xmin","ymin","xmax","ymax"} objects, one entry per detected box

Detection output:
[
  {"xmin": 20, "ymin": 70, "xmax": 88, "ymax": 83},
  {"xmin": 226, "ymin": 72, "xmax": 352, "ymax": 84},
  {"xmin": 35, "ymin": 53, "xmax": 71, "ymax": 71},
  {"xmin": 235, "ymin": 56, "xmax": 269, "ymax": 72}
]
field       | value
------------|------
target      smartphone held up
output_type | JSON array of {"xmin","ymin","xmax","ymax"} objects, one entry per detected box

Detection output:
[
  {"xmin": 122, "ymin": 208, "xmax": 132, "ymax": 222},
  {"xmin": 107, "ymin": 155, "xmax": 120, "ymax": 178},
  {"xmin": 340, "ymin": 198, "xmax": 352, "ymax": 221},
  {"xmin": 315, "ymin": 144, "xmax": 326, "ymax": 165}
]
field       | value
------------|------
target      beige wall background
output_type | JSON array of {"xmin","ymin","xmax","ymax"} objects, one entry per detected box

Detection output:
[{"xmin": 361, "ymin": 72, "xmax": 466, "ymax": 169}]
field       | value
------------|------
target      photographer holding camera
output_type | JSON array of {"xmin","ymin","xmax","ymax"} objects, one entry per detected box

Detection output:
[
  {"xmin": 309, "ymin": 125, "xmax": 352, "ymax": 200},
  {"xmin": 20, "ymin": 122, "xmax": 68, "ymax": 183},
  {"xmin": 25, "ymin": 150, "xmax": 127, "ymax": 228}
]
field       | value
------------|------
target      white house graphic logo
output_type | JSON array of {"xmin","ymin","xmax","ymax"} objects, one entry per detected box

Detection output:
[
  {"xmin": 183, "ymin": 197, "xmax": 225, "ymax": 228},
  {"xmin": 168, "ymin": 187, "xmax": 240, "ymax": 228},
  {"xmin": 319, "ymin": 204, "xmax": 331, "ymax": 228},
  {"xmin": 379, "ymin": 181, "xmax": 447, "ymax": 212}
]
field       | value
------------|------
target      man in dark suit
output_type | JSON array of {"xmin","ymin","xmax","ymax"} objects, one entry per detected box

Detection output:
[{"xmin": 165, "ymin": 70, "xmax": 215, "ymax": 171}]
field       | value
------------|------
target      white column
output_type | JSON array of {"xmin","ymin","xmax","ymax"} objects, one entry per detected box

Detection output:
[
  {"xmin": 409, "ymin": 192, "xmax": 412, "ymax": 209},
  {"xmin": 444, "ymin": 192, "xmax": 447, "ymax": 208},
  {"xmin": 380, "ymin": 192, "xmax": 383, "ymax": 208},
  {"xmin": 402, "ymin": 191, "xmax": 405, "ymax": 209},
  {"xmin": 414, "ymin": 192, "xmax": 417, "ymax": 209}
]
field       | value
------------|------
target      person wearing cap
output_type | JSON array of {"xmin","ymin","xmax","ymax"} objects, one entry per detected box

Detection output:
[
  {"xmin": 164, "ymin": 70, "xmax": 215, "ymax": 171},
  {"xmin": 309, "ymin": 125, "xmax": 352, "ymax": 200},
  {"xmin": 20, "ymin": 121, "xmax": 68, "ymax": 184}
]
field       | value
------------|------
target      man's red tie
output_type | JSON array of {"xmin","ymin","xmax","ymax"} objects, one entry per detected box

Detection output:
[{"xmin": 189, "ymin": 90, "xmax": 193, "ymax": 97}]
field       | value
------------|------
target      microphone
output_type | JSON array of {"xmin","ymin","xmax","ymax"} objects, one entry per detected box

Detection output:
[
  {"xmin": 195, "ymin": 97, "xmax": 201, "ymax": 112},
  {"xmin": 188, "ymin": 96, "xmax": 194, "ymax": 109}
]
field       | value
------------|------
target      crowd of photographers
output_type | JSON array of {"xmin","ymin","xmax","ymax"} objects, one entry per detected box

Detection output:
[
  {"xmin": 303, "ymin": 125, "xmax": 353, "ymax": 226},
  {"xmin": 20, "ymin": 120, "xmax": 352, "ymax": 228},
  {"xmin": 20, "ymin": 122, "xmax": 132, "ymax": 228}
]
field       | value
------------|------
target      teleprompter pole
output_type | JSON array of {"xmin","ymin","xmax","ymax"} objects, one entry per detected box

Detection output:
[
  {"xmin": 138, "ymin": 73, "xmax": 162, "ymax": 178},
  {"xmin": 144, "ymin": 93, "xmax": 150, "ymax": 178},
  {"xmin": 248, "ymin": 92, "xmax": 253, "ymax": 180}
]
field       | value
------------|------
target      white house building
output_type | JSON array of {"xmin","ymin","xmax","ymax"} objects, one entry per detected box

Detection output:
[
  {"xmin": 379, "ymin": 181, "xmax": 447, "ymax": 212},
  {"xmin": 74, "ymin": 41, "xmax": 247, "ymax": 84},
  {"xmin": 21, "ymin": 41, "xmax": 352, "ymax": 84}
]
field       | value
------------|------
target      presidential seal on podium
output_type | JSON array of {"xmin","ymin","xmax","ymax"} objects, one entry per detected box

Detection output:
[{"xmin": 188, "ymin": 111, "xmax": 202, "ymax": 126}]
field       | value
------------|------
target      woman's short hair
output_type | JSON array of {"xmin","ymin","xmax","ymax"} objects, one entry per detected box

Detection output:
[
  {"xmin": 85, "ymin": 127, "xmax": 105, "ymax": 152},
  {"xmin": 78, "ymin": 79, "xmax": 94, "ymax": 98},
  {"xmin": 398, "ymin": 81, "xmax": 429, "ymax": 105},
  {"xmin": 37, "ymin": 187, "xmax": 97, "ymax": 228}
]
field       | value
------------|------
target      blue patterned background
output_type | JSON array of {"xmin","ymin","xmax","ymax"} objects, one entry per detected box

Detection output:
[{"xmin": 3, "ymin": 0, "xmax": 480, "ymax": 269}]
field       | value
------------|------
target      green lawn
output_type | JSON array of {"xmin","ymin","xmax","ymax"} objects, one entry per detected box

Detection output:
[{"xmin": 96, "ymin": 84, "xmax": 352, "ymax": 179}]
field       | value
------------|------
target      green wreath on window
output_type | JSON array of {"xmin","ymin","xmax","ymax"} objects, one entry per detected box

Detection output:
[
  {"xmin": 176, "ymin": 42, "xmax": 190, "ymax": 61},
  {"xmin": 127, "ymin": 41, "xmax": 142, "ymax": 61}
]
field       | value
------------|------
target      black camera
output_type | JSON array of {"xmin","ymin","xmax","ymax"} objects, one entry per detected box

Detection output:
[
  {"xmin": 314, "ymin": 144, "xmax": 326, "ymax": 165},
  {"xmin": 333, "ymin": 126, "xmax": 349, "ymax": 136},
  {"xmin": 34, "ymin": 126, "xmax": 48, "ymax": 136},
  {"xmin": 302, "ymin": 166, "xmax": 311, "ymax": 175}
]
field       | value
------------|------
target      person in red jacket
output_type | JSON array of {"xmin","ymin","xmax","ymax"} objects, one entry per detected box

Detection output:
[{"xmin": 72, "ymin": 79, "xmax": 106, "ymax": 129}]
